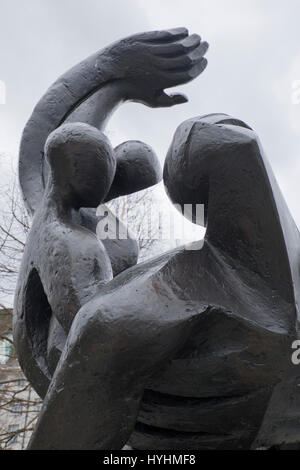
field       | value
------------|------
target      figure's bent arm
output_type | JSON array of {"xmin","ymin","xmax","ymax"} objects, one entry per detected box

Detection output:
[
  {"xmin": 19, "ymin": 50, "xmax": 124, "ymax": 214},
  {"xmin": 19, "ymin": 28, "xmax": 208, "ymax": 214}
]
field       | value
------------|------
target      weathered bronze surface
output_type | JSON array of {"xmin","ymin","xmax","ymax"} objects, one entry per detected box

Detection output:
[{"xmin": 14, "ymin": 28, "xmax": 300, "ymax": 450}]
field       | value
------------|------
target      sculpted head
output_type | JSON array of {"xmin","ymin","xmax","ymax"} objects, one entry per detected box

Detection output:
[
  {"xmin": 105, "ymin": 140, "xmax": 162, "ymax": 201},
  {"xmin": 163, "ymin": 113, "xmax": 254, "ymax": 225},
  {"xmin": 45, "ymin": 123, "xmax": 116, "ymax": 208}
]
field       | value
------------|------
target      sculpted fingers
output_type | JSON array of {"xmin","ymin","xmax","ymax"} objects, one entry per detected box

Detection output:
[
  {"xmin": 143, "ymin": 36, "xmax": 208, "ymax": 89},
  {"xmin": 149, "ymin": 34, "xmax": 202, "ymax": 58},
  {"xmin": 168, "ymin": 57, "xmax": 208, "ymax": 85},
  {"xmin": 118, "ymin": 29, "xmax": 208, "ymax": 108},
  {"xmin": 157, "ymin": 41, "xmax": 209, "ymax": 71},
  {"xmin": 135, "ymin": 27, "xmax": 189, "ymax": 44},
  {"xmin": 152, "ymin": 91, "xmax": 188, "ymax": 108}
]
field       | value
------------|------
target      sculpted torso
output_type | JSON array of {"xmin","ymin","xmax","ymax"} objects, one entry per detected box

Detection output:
[{"xmin": 13, "ymin": 29, "xmax": 300, "ymax": 450}]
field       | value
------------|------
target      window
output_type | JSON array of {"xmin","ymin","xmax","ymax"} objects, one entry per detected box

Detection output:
[{"xmin": 0, "ymin": 333, "xmax": 13, "ymax": 364}]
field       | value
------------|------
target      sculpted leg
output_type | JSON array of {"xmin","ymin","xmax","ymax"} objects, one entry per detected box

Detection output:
[{"xmin": 28, "ymin": 255, "xmax": 208, "ymax": 450}]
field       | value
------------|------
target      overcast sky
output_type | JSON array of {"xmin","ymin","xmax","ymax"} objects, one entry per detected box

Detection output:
[{"xmin": 0, "ymin": 0, "xmax": 300, "ymax": 228}]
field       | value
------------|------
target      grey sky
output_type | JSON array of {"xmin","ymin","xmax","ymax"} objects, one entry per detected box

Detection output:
[{"xmin": 0, "ymin": 0, "xmax": 299, "ymax": 226}]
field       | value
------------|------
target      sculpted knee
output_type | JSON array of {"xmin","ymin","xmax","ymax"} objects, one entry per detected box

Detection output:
[{"xmin": 66, "ymin": 298, "xmax": 131, "ymax": 362}]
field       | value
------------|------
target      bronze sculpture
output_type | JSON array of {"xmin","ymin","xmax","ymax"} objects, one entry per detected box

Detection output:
[{"xmin": 13, "ymin": 28, "xmax": 300, "ymax": 449}]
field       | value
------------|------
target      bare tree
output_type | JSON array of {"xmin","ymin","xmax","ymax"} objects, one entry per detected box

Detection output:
[
  {"xmin": 0, "ymin": 305, "xmax": 42, "ymax": 450},
  {"xmin": 0, "ymin": 175, "xmax": 41, "ymax": 450},
  {"xmin": 0, "ymin": 178, "xmax": 30, "ymax": 305},
  {"xmin": 108, "ymin": 186, "xmax": 169, "ymax": 261}
]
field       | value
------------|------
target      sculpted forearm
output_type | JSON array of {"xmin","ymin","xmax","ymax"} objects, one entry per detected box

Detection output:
[{"xmin": 19, "ymin": 48, "xmax": 125, "ymax": 214}]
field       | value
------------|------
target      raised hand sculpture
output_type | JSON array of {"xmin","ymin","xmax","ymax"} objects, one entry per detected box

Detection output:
[
  {"xmin": 19, "ymin": 27, "xmax": 207, "ymax": 214},
  {"xmin": 14, "ymin": 29, "xmax": 300, "ymax": 450}
]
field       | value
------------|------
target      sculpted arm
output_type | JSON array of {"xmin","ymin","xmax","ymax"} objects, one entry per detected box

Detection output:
[{"xmin": 19, "ymin": 28, "xmax": 208, "ymax": 214}]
